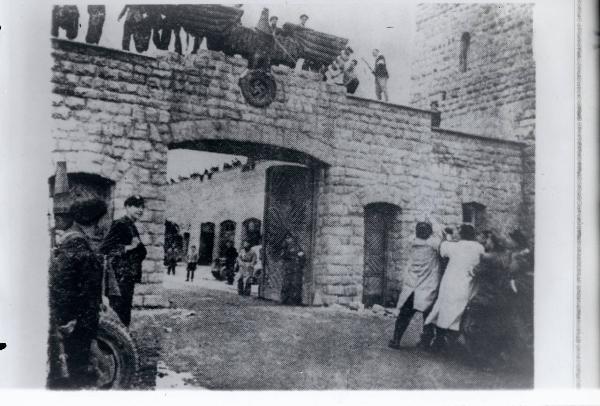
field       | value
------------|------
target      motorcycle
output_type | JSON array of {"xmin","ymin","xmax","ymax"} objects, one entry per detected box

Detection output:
[{"xmin": 211, "ymin": 257, "xmax": 238, "ymax": 284}]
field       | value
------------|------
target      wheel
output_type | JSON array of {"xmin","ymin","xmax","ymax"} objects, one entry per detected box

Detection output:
[
  {"xmin": 91, "ymin": 309, "xmax": 138, "ymax": 389},
  {"xmin": 238, "ymin": 70, "xmax": 277, "ymax": 107}
]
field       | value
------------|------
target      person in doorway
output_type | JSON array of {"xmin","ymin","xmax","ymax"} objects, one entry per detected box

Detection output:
[
  {"xmin": 100, "ymin": 195, "xmax": 147, "ymax": 327},
  {"xmin": 372, "ymin": 49, "xmax": 389, "ymax": 102},
  {"xmin": 165, "ymin": 246, "xmax": 177, "ymax": 275},
  {"xmin": 299, "ymin": 14, "xmax": 309, "ymax": 27},
  {"xmin": 280, "ymin": 233, "xmax": 306, "ymax": 305},
  {"xmin": 237, "ymin": 240, "xmax": 257, "ymax": 296},
  {"xmin": 186, "ymin": 245, "xmax": 199, "ymax": 282},
  {"xmin": 425, "ymin": 224, "xmax": 485, "ymax": 352},
  {"xmin": 48, "ymin": 198, "xmax": 107, "ymax": 389},
  {"xmin": 389, "ymin": 222, "xmax": 442, "ymax": 350},
  {"xmin": 223, "ymin": 239, "xmax": 238, "ymax": 285}
]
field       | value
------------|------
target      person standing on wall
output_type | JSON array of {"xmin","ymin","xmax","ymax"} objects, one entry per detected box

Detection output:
[
  {"xmin": 186, "ymin": 245, "xmax": 199, "ymax": 282},
  {"xmin": 48, "ymin": 198, "xmax": 107, "ymax": 388},
  {"xmin": 342, "ymin": 59, "xmax": 360, "ymax": 94},
  {"xmin": 388, "ymin": 222, "xmax": 442, "ymax": 350},
  {"xmin": 100, "ymin": 195, "xmax": 147, "ymax": 327},
  {"xmin": 372, "ymin": 49, "xmax": 389, "ymax": 102},
  {"xmin": 299, "ymin": 14, "xmax": 309, "ymax": 27}
]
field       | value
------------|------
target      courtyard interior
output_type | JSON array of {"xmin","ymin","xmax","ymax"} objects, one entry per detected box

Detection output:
[{"xmin": 129, "ymin": 264, "xmax": 533, "ymax": 390}]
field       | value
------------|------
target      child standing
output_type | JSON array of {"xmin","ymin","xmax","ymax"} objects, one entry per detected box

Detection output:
[{"xmin": 186, "ymin": 245, "xmax": 198, "ymax": 282}]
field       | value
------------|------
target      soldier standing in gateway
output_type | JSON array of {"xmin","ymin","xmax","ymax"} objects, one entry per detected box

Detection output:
[
  {"xmin": 100, "ymin": 195, "xmax": 147, "ymax": 327},
  {"xmin": 280, "ymin": 233, "xmax": 306, "ymax": 305},
  {"xmin": 48, "ymin": 198, "xmax": 107, "ymax": 389}
]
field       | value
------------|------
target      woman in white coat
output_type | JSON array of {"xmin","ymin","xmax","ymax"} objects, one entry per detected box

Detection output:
[{"xmin": 425, "ymin": 224, "xmax": 485, "ymax": 351}]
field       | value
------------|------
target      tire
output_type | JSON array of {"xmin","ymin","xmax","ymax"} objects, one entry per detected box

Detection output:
[
  {"xmin": 239, "ymin": 70, "xmax": 277, "ymax": 108},
  {"xmin": 91, "ymin": 309, "xmax": 138, "ymax": 389}
]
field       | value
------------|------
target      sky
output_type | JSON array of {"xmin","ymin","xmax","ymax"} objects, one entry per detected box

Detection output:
[{"xmin": 54, "ymin": 2, "xmax": 416, "ymax": 178}]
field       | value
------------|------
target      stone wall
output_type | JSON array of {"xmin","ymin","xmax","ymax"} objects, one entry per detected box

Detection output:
[
  {"xmin": 50, "ymin": 38, "xmax": 528, "ymax": 307},
  {"xmin": 409, "ymin": 3, "xmax": 535, "ymax": 238}
]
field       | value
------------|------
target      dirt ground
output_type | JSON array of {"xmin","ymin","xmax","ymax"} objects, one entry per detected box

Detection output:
[{"xmin": 136, "ymin": 267, "xmax": 533, "ymax": 390}]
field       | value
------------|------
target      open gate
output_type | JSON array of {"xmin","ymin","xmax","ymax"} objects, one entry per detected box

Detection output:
[{"xmin": 259, "ymin": 165, "xmax": 316, "ymax": 304}]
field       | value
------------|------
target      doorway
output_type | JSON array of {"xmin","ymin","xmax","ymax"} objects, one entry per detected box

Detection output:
[
  {"xmin": 260, "ymin": 165, "xmax": 317, "ymax": 305},
  {"xmin": 362, "ymin": 203, "xmax": 401, "ymax": 307},
  {"xmin": 198, "ymin": 222, "xmax": 215, "ymax": 265}
]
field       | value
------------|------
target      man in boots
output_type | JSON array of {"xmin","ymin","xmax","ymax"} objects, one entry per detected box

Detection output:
[
  {"xmin": 100, "ymin": 195, "xmax": 147, "ymax": 327},
  {"xmin": 389, "ymin": 222, "xmax": 442, "ymax": 350}
]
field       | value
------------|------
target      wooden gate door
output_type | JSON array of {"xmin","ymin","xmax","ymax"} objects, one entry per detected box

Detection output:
[
  {"xmin": 260, "ymin": 166, "xmax": 316, "ymax": 304},
  {"xmin": 363, "ymin": 204, "xmax": 391, "ymax": 307}
]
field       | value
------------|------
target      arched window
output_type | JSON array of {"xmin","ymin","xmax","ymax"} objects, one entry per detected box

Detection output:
[{"xmin": 459, "ymin": 32, "xmax": 471, "ymax": 72}]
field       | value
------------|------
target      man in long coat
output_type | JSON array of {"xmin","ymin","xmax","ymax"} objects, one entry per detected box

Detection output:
[
  {"xmin": 389, "ymin": 222, "xmax": 441, "ymax": 350},
  {"xmin": 425, "ymin": 224, "xmax": 485, "ymax": 350},
  {"xmin": 280, "ymin": 233, "xmax": 305, "ymax": 305},
  {"xmin": 100, "ymin": 195, "xmax": 147, "ymax": 327},
  {"xmin": 48, "ymin": 198, "xmax": 107, "ymax": 388}
]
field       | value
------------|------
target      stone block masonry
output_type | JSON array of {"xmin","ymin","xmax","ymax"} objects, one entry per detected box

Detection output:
[
  {"xmin": 409, "ymin": 3, "xmax": 535, "ymax": 237},
  {"xmin": 50, "ymin": 37, "xmax": 529, "ymax": 307}
]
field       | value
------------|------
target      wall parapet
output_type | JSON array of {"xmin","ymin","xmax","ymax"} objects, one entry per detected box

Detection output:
[{"xmin": 431, "ymin": 127, "xmax": 526, "ymax": 148}]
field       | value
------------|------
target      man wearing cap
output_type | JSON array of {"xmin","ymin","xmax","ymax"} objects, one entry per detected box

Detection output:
[
  {"xmin": 48, "ymin": 198, "xmax": 107, "ymax": 388},
  {"xmin": 100, "ymin": 195, "xmax": 147, "ymax": 327},
  {"xmin": 269, "ymin": 16, "xmax": 282, "ymax": 36},
  {"xmin": 299, "ymin": 14, "xmax": 309, "ymax": 27}
]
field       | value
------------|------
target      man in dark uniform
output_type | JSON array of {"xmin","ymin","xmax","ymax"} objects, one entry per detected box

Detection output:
[
  {"xmin": 222, "ymin": 239, "xmax": 238, "ymax": 285},
  {"xmin": 85, "ymin": 5, "xmax": 106, "ymax": 45},
  {"xmin": 280, "ymin": 233, "xmax": 305, "ymax": 305},
  {"xmin": 372, "ymin": 48, "xmax": 389, "ymax": 102},
  {"xmin": 48, "ymin": 198, "xmax": 107, "ymax": 389},
  {"xmin": 269, "ymin": 16, "xmax": 283, "ymax": 36},
  {"xmin": 100, "ymin": 195, "xmax": 147, "ymax": 327}
]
